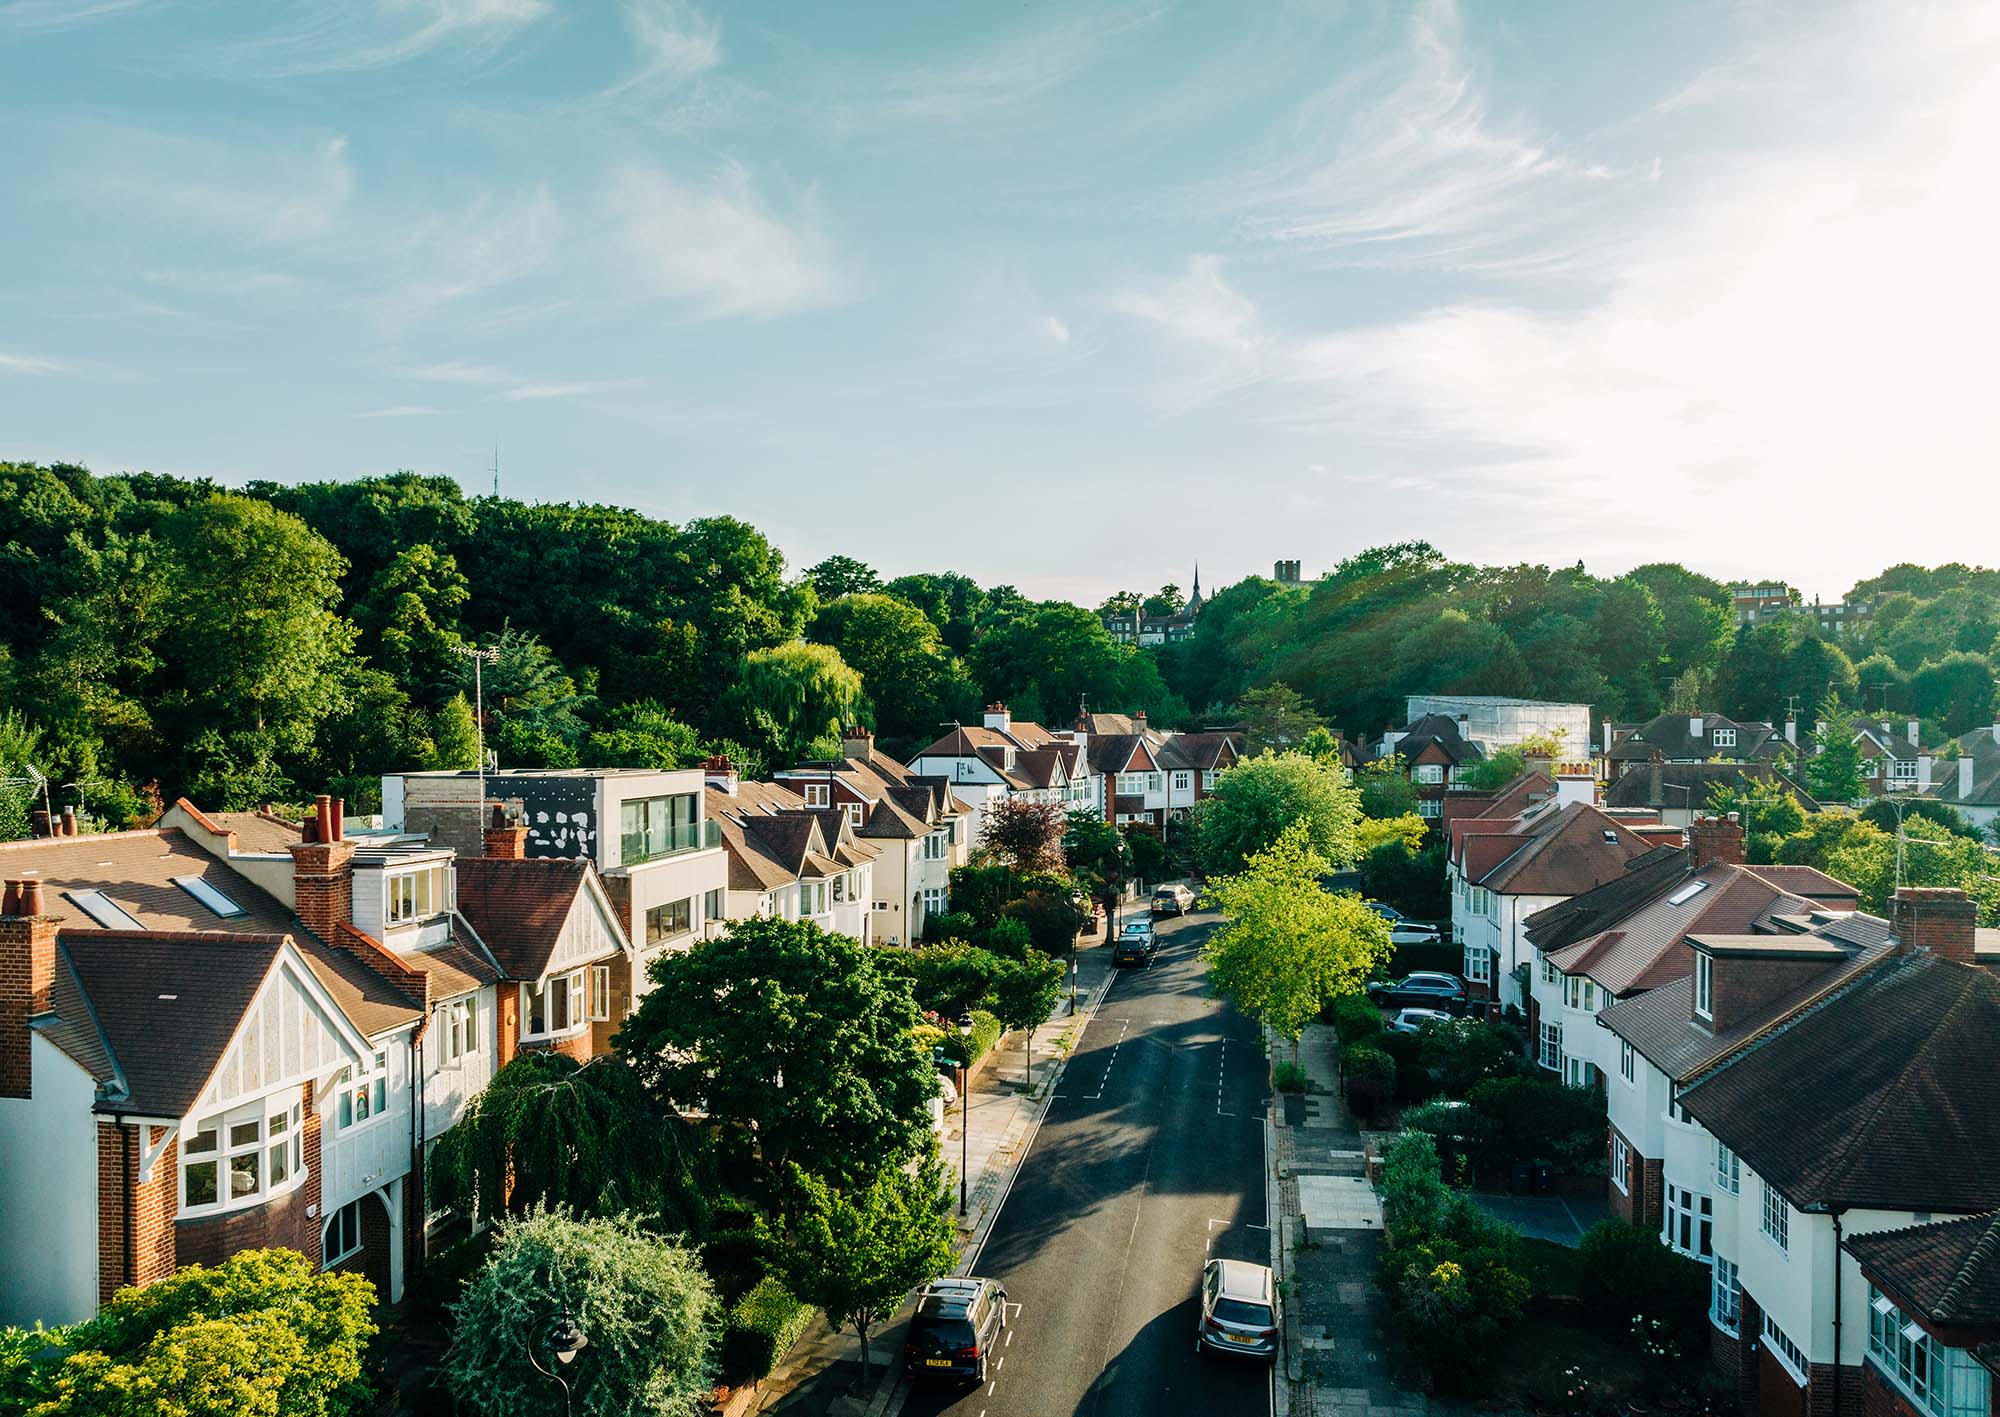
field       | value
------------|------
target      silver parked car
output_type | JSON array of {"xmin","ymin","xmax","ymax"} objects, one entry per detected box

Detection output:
[{"xmin": 1197, "ymin": 1258, "xmax": 1279, "ymax": 1360}]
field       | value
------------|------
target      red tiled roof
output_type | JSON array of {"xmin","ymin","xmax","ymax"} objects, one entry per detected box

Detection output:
[{"xmin": 452, "ymin": 856, "xmax": 602, "ymax": 980}]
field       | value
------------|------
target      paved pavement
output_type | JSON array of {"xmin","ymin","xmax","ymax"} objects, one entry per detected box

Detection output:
[{"xmin": 899, "ymin": 907, "xmax": 1275, "ymax": 1417}]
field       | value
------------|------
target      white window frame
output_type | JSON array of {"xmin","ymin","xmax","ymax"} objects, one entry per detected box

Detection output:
[
  {"xmin": 1712, "ymin": 1257, "xmax": 1741, "ymax": 1335},
  {"xmin": 1540, "ymin": 957, "xmax": 1558, "ymax": 985},
  {"xmin": 1201, "ymin": 770, "xmax": 1218, "ymax": 789},
  {"xmin": 435, "ymin": 996, "xmax": 478, "ymax": 1067},
  {"xmin": 1716, "ymin": 1141, "xmax": 1741, "ymax": 1194},
  {"xmin": 1564, "ymin": 1055, "xmax": 1594, "ymax": 1089},
  {"xmin": 1171, "ymin": 771, "xmax": 1192, "ymax": 794},
  {"xmin": 336, "ymin": 1049, "xmax": 391, "ymax": 1131},
  {"xmin": 1763, "ymin": 1313, "xmax": 1808, "ymax": 1385},
  {"xmin": 1662, "ymin": 1182, "xmax": 1713, "ymax": 1258},
  {"xmin": 1464, "ymin": 944, "xmax": 1492, "ymax": 984},
  {"xmin": 1619, "ymin": 1040, "xmax": 1636, "ymax": 1083},
  {"xmin": 922, "ymin": 830, "xmax": 948, "ymax": 861},
  {"xmin": 1538, "ymin": 1021, "xmax": 1562, "ymax": 1071},
  {"xmin": 1563, "ymin": 974, "xmax": 1598, "ymax": 1012},
  {"xmin": 1415, "ymin": 763, "xmax": 1445, "ymax": 784},
  {"xmin": 645, "ymin": 897, "xmax": 694, "ymax": 945},
  {"xmin": 1893, "ymin": 760, "xmax": 1919, "ymax": 781},
  {"xmin": 1611, "ymin": 1134, "xmax": 1630, "ymax": 1193},
  {"xmin": 1417, "ymin": 798, "xmax": 1442, "ymax": 819},
  {"xmin": 1712, "ymin": 728, "xmax": 1738, "ymax": 748},
  {"xmin": 844, "ymin": 802, "xmax": 864, "ymax": 828},
  {"xmin": 590, "ymin": 964, "xmax": 611, "ymax": 1022},
  {"xmin": 323, "ymin": 1198, "xmax": 364, "ymax": 1267},
  {"xmin": 803, "ymin": 782, "xmax": 831, "ymax": 808},
  {"xmin": 387, "ymin": 865, "xmax": 445, "ymax": 925},
  {"xmin": 1146, "ymin": 772, "xmax": 1162, "ymax": 792},
  {"xmin": 1868, "ymin": 1284, "xmax": 1991, "ymax": 1417},
  {"xmin": 1694, "ymin": 952, "xmax": 1713, "ymax": 1020},
  {"xmin": 521, "ymin": 970, "xmax": 587, "ymax": 1041},
  {"xmin": 1761, "ymin": 1178, "xmax": 1790, "ymax": 1253},
  {"xmin": 180, "ymin": 1094, "xmax": 305, "ymax": 1217}
]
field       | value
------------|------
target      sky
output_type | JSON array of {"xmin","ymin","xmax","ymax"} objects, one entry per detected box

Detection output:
[{"xmin": 4, "ymin": 0, "xmax": 2000, "ymax": 606}]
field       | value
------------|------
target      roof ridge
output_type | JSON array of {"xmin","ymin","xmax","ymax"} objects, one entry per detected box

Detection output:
[
  {"xmin": 1811, "ymin": 960, "xmax": 1990, "ymax": 1205},
  {"xmin": 0, "ymin": 827, "xmax": 172, "ymax": 853},
  {"xmin": 1935, "ymin": 1211, "xmax": 2000, "ymax": 1321},
  {"xmin": 60, "ymin": 926, "xmax": 292, "ymax": 946}
]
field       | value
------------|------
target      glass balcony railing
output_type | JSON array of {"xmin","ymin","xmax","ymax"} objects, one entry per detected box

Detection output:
[{"xmin": 620, "ymin": 817, "xmax": 722, "ymax": 866}]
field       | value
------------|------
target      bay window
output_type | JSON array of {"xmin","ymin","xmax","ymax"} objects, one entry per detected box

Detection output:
[
  {"xmin": 1662, "ymin": 1182, "xmax": 1713, "ymax": 1258},
  {"xmin": 1761, "ymin": 1179, "xmax": 1790, "ymax": 1253},
  {"xmin": 1538, "ymin": 1021, "xmax": 1562, "ymax": 1070},
  {"xmin": 1712, "ymin": 1257, "xmax": 1741, "ymax": 1334},
  {"xmin": 1716, "ymin": 1141, "xmax": 1741, "ymax": 1194},
  {"xmin": 522, "ymin": 971, "xmax": 586, "ymax": 1039},
  {"xmin": 181, "ymin": 1094, "xmax": 305, "ymax": 1215},
  {"xmin": 1464, "ymin": 945, "xmax": 1492, "ymax": 984},
  {"xmin": 1869, "ymin": 1284, "xmax": 1991, "ymax": 1417},
  {"xmin": 323, "ymin": 1199, "xmax": 363, "ymax": 1266}
]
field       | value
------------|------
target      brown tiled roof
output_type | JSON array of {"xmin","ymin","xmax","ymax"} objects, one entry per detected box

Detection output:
[
  {"xmin": 1845, "ymin": 1212, "xmax": 2000, "ymax": 1327},
  {"xmin": 1166, "ymin": 732, "xmax": 1237, "ymax": 771},
  {"xmin": 1084, "ymin": 733, "xmax": 1146, "ymax": 775},
  {"xmin": 37, "ymin": 948, "xmax": 120, "ymax": 1090},
  {"xmin": 453, "ymin": 856, "xmax": 598, "ymax": 979},
  {"xmin": 206, "ymin": 809, "xmax": 305, "ymax": 854},
  {"xmin": 1478, "ymin": 803, "xmax": 1656, "ymax": 897},
  {"xmin": 1526, "ymin": 846, "xmax": 1695, "ymax": 953},
  {"xmin": 1602, "ymin": 760, "xmax": 1820, "ymax": 812},
  {"xmin": 1677, "ymin": 954, "xmax": 2000, "ymax": 1212},
  {"xmin": 60, "ymin": 930, "xmax": 287, "ymax": 1117},
  {"xmin": 1605, "ymin": 712, "xmax": 1784, "ymax": 764},
  {"xmin": 0, "ymin": 828, "xmax": 301, "ymax": 936}
]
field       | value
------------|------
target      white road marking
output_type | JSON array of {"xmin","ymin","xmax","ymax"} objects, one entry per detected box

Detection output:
[
  {"xmin": 997, "ymin": 1356, "xmax": 1005, "ymax": 1369},
  {"xmin": 987, "ymin": 1380, "xmax": 997, "ymax": 1395}
]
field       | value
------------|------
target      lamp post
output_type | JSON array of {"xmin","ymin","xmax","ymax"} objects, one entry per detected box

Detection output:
[
  {"xmin": 956, "ymin": 1009, "xmax": 973, "ymax": 1216},
  {"xmin": 525, "ymin": 1310, "xmax": 587, "ymax": 1417}
]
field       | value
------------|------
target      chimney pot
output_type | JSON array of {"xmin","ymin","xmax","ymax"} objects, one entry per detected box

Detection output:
[
  {"xmin": 60, "ymin": 807, "xmax": 78, "ymax": 837},
  {"xmin": 18, "ymin": 880, "xmax": 45, "ymax": 916},
  {"xmin": 1, "ymin": 881, "xmax": 18, "ymax": 915},
  {"xmin": 1908, "ymin": 720, "xmax": 1921, "ymax": 747},
  {"xmin": 28, "ymin": 810, "xmax": 51, "ymax": 839}
]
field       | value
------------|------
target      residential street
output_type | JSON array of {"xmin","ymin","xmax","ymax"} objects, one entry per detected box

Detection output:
[{"xmin": 903, "ymin": 908, "xmax": 1274, "ymax": 1417}]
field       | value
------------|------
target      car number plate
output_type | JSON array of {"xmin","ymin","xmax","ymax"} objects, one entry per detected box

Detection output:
[
  {"xmin": 1223, "ymin": 1332, "xmax": 1253, "ymax": 1344},
  {"xmin": 925, "ymin": 1359, "xmax": 955, "ymax": 1367}
]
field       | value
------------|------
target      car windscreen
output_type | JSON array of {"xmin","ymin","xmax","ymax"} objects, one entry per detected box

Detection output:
[
  {"xmin": 913, "ymin": 1318, "xmax": 976, "ymax": 1352},
  {"xmin": 1213, "ymin": 1298, "xmax": 1274, "ymax": 1327}
]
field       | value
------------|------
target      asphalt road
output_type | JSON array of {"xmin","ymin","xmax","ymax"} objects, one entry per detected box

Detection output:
[{"xmin": 904, "ymin": 909, "xmax": 1273, "ymax": 1417}]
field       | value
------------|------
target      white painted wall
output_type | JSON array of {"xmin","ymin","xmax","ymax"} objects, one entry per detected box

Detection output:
[
  {"xmin": 0, "ymin": 1037, "xmax": 101, "ymax": 1326},
  {"xmin": 420, "ymin": 987, "xmax": 497, "ymax": 1144},
  {"xmin": 322, "ymin": 1025, "xmax": 414, "ymax": 1217}
]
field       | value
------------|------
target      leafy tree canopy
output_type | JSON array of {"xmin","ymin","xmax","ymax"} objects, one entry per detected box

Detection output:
[{"xmin": 1194, "ymin": 751, "xmax": 1364, "ymax": 876}]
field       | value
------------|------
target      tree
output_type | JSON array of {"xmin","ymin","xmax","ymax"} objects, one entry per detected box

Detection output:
[
  {"xmin": 426, "ymin": 1051, "xmax": 708, "ymax": 1234},
  {"xmin": 1062, "ymin": 810, "xmax": 1130, "ymax": 913},
  {"xmin": 1806, "ymin": 698, "xmax": 1868, "ymax": 805},
  {"xmin": 970, "ymin": 603, "xmax": 1179, "ymax": 728},
  {"xmin": 1194, "ymin": 752, "xmax": 1363, "ymax": 876},
  {"xmin": 988, "ymin": 949, "xmax": 1064, "ymax": 1085},
  {"xmin": 1357, "ymin": 813, "xmax": 1429, "ymax": 857},
  {"xmin": 884, "ymin": 572, "xmax": 990, "ymax": 657},
  {"xmin": 618, "ymin": 917, "xmax": 935, "ymax": 1192},
  {"xmin": 1095, "ymin": 591, "xmax": 1141, "ymax": 617},
  {"xmin": 1910, "ymin": 652, "xmax": 1996, "ymax": 736},
  {"xmin": 4, "ymin": 1248, "xmax": 376, "ymax": 1417},
  {"xmin": 349, "ymin": 542, "xmax": 468, "ymax": 702},
  {"xmin": 977, "ymin": 795, "xmax": 1069, "ymax": 874},
  {"xmin": 1859, "ymin": 795, "xmax": 1979, "ymax": 840},
  {"xmin": 444, "ymin": 1209, "xmax": 717, "ymax": 1417},
  {"xmin": 808, "ymin": 592, "xmax": 975, "ymax": 750},
  {"xmin": 1123, "ymin": 826, "xmax": 1168, "ymax": 887},
  {"xmin": 582, "ymin": 700, "xmax": 703, "ymax": 769},
  {"xmin": 723, "ymin": 641, "xmax": 864, "ymax": 767},
  {"xmin": 1233, "ymin": 683, "xmax": 1323, "ymax": 755},
  {"xmin": 805, "ymin": 555, "xmax": 882, "ymax": 601},
  {"xmin": 1143, "ymin": 584, "xmax": 1185, "ymax": 617},
  {"xmin": 427, "ymin": 694, "xmax": 482, "ymax": 770},
  {"xmin": 886, "ymin": 942, "xmax": 1001, "ymax": 1018},
  {"xmin": 765, "ymin": 1153, "xmax": 957, "ymax": 1389},
  {"xmin": 1355, "ymin": 756, "xmax": 1420, "ymax": 819},
  {"xmin": 1705, "ymin": 775, "xmax": 1807, "ymax": 860},
  {"xmin": 1202, "ymin": 822, "xmax": 1392, "ymax": 1054},
  {"xmin": 1456, "ymin": 747, "xmax": 1526, "ymax": 791}
]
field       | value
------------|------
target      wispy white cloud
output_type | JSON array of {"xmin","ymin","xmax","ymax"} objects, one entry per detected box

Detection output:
[
  {"xmin": 614, "ymin": 0, "xmax": 720, "ymax": 88},
  {"xmin": 492, "ymin": 379, "xmax": 639, "ymax": 401},
  {"xmin": 354, "ymin": 403, "xmax": 443, "ymax": 418},
  {"xmin": 218, "ymin": 0, "xmax": 550, "ymax": 76},
  {"xmin": 60, "ymin": 123, "xmax": 353, "ymax": 246},
  {"xmin": 398, "ymin": 361, "xmax": 518, "ymax": 385},
  {"xmin": 373, "ymin": 188, "xmax": 561, "ymax": 330},
  {"xmin": 826, "ymin": 3, "xmax": 1163, "ymax": 134},
  {"xmin": 606, "ymin": 161, "xmax": 850, "ymax": 320},
  {"xmin": 1224, "ymin": 0, "xmax": 1617, "ymax": 270},
  {"xmin": 0, "ymin": 0, "xmax": 146, "ymax": 32},
  {"xmin": 1041, "ymin": 315, "xmax": 1071, "ymax": 346},
  {"xmin": 1105, "ymin": 254, "xmax": 1268, "ymax": 404},
  {"xmin": 0, "ymin": 352, "xmax": 67, "ymax": 375}
]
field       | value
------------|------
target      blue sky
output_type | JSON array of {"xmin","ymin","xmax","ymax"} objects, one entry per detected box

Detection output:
[{"xmin": 5, "ymin": 1, "xmax": 1999, "ymax": 605}]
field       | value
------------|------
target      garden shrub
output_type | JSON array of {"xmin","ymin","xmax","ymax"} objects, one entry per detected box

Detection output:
[
  {"xmin": 1378, "ymin": 1132, "xmax": 1450, "ymax": 1241},
  {"xmin": 719, "ymin": 1277, "xmax": 816, "ymax": 1385},
  {"xmin": 1375, "ymin": 1030, "xmax": 1422, "ymax": 1067},
  {"xmin": 1272, "ymin": 1060, "xmax": 1309, "ymax": 1093},
  {"xmin": 939, "ymin": 1009, "xmax": 1003, "ymax": 1068},
  {"xmin": 1383, "ymin": 1239, "xmax": 1531, "ymax": 1392},
  {"xmin": 1575, "ymin": 1222, "xmax": 1711, "ymax": 1332},
  {"xmin": 1341, "ymin": 1044, "xmax": 1396, "ymax": 1121},
  {"xmin": 1394, "ymin": 1060, "xmax": 1436, "ymax": 1104},
  {"xmin": 1418, "ymin": 1018, "xmax": 1524, "ymax": 1097},
  {"xmin": 1466, "ymin": 1076, "xmax": 1605, "ymax": 1172},
  {"xmin": 1330, "ymin": 994, "xmax": 1385, "ymax": 1044}
]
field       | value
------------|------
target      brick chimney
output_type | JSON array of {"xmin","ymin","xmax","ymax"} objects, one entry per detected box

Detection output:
[
  {"xmin": 1, "ymin": 878, "xmax": 60, "ymax": 1100},
  {"xmin": 702, "ymin": 754, "xmax": 739, "ymax": 797},
  {"xmin": 1554, "ymin": 763, "xmax": 1595, "ymax": 808},
  {"xmin": 840, "ymin": 725, "xmax": 875, "ymax": 762},
  {"xmin": 482, "ymin": 803, "xmax": 529, "ymax": 860},
  {"xmin": 1649, "ymin": 749, "xmax": 1665, "ymax": 806},
  {"xmin": 287, "ymin": 795, "xmax": 355, "ymax": 943},
  {"xmin": 1891, "ymin": 887, "xmax": 1977, "ymax": 965},
  {"xmin": 1688, "ymin": 813, "xmax": 1745, "ymax": 868}
]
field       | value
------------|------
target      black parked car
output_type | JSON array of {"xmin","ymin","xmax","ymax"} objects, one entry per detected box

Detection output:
[
  {"xmin": 1364, "ymin": 971, "xmax": 1467, "ymax": 1013},
  {"xmin": 904, "ymin": 1277, "xmax": 1008, "ymax": 1384}
]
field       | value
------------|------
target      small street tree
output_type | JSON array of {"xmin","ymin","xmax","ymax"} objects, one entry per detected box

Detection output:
[
  {"xmin": 988, "ymin": 948, "xmax": 1065, "ymax": 1086},
  {"xmin": 445, "ymin": 1208, "xmax": 717, "ymax": 1417},
  {"xmin": 1203, "ymin": 821, "xmax": 1392, "ymax": 1059},
  {"xmin": 1234, "ymin": 683, "xmax": 1323, "ymax": 755},
  {"xmin": 1193, "ymin": 751, "xmax": 1364, "ymax": 876},
  {"xmin": 618, "ymin": 916, "xmax": 936, "ymax": 1194},
  {"xmin": 427, "ymin": 1050, "xmax": 708, "ymax": 1233},
  {"xmin": 765, "ymin": 1152, "xmax": 958, "ymax": 1388}
]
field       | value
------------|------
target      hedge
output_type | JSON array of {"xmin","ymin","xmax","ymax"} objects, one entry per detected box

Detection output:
[
  {"xmin": 1329, "ymin": 994, "xmax": 1384, "ymax": 1044},
  {"xmin": 1342, "ymin": 1043, "xmax": 1396, "ymax": 1122},
  {"xmin": 720, "ymin": 1277, "xmax": 817, "ymax": 1384},
  {"xmin": 941, "ymin": 1009, "xmax": 1003, "ymax": 1069}
]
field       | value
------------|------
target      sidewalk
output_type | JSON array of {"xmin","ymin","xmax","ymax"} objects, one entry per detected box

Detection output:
[
  {"xmin": 1270, "ymin": 1021, "xmax": 1429, "ymax": 1417},
  {"xmin": 732, "ymin": 939, "xmax": 1119, "ymax": 1417}
]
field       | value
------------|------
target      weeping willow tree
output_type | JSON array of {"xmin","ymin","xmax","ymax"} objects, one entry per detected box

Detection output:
[{"xmin": 428, "ymin": 1050, "xmax": 708, "ymax": 1235}]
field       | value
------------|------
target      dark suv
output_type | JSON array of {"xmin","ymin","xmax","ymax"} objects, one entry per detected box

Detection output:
[
  {"xmin": 1365, "ymin": 971, "xmax": 1467, "ymax": 1013},
  {"xmin": 904, "ymin": 1277, "xmax": 1008, "ymax": 1384}
]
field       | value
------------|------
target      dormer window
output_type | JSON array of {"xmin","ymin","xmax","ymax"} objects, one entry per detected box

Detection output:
[
  {"xmin": 1694, "ymin": 951, "xmax": 1714, "ymax": 1020},
  {"xmin": 387, "ymin": 865, "xmax": 447, "ymax": 924},
  {"xmin": 804, "ymin": 783, "xmax": 831, "ymax": 808},
  {"xmin": 1712, "ymin": 729, "xmax": 1737, "ymax": 748}
]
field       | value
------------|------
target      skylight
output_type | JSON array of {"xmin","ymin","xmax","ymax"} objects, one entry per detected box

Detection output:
[
  {"xmin": 66, "ymin": 890, "xmax": 143, "ymax": 930},
  {"xmin": 1666, "ymin": 880, "xmax": 1711, "ymax": 907},
  {"xmin": 173, "ymin": 875, "xmax": 246, "ymax": 919}
]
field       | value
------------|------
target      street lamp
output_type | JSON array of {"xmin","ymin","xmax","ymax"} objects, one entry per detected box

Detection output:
[
  {"xmin": 525, "ymin": 1311, "xmax": 587, "ymax": 1417},
  {"xmin": 956, "ymin": 1009, "xmax": 974, "ymax": 1216}
]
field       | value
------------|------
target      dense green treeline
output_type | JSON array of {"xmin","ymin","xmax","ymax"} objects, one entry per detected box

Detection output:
[{"xmin": 6, "ymin": 462, "xmax": 1999, "ymax": 826}]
